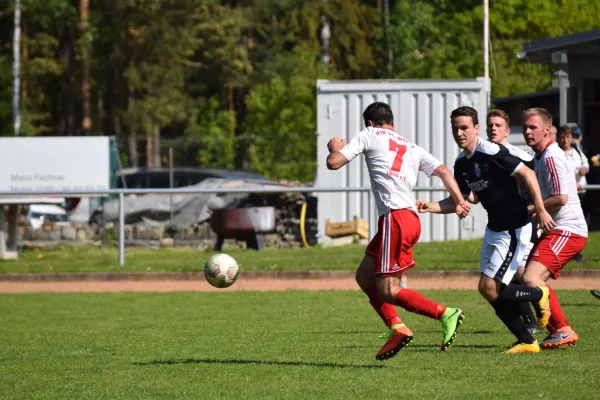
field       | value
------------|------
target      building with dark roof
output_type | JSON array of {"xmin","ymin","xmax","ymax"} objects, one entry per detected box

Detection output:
[{"xmin": 492, "ymin": 29, "xmax": 600, "ymax": 156}]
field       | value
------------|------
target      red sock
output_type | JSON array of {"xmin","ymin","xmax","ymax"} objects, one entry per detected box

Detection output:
[
  {"xmin": 364, "ymin": 286, "xmax": 402, "ymax": 327},
  {"xmin": 394, "ymin": 288, "xmax": 447, "ymax": 320},
  {"xmin": 547, "ymin": 285, "xmax": 570, "ymax": 330}
]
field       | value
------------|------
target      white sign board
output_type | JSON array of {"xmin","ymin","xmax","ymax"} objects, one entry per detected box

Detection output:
[{"xmin": 0, "ymin": 137, "xmax": 110, "ymax": 194}]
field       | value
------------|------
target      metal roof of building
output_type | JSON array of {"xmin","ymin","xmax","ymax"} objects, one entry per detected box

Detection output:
[{"xmin": 520, "ymin": 29, "xmax": 600, "ymax": 63}]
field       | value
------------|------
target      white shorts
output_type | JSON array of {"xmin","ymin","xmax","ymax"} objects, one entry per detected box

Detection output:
[
  {"xmin": 480, "ymin": 224, "xmax": 532, "ymax": 285},
  {"xmin": 519, "ymin": 242, "xmax": 534, "ymax": 267}
]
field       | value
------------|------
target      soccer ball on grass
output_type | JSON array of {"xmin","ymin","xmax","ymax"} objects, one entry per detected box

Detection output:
[{"xmin": 204, "ymin": 253, "xmax": 240, "ymax": 288}]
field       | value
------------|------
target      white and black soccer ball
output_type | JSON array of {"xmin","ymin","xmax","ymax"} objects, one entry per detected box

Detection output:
[{"xmin": 204, "ymin": 253, "xmax": 240, "ymax": 288}]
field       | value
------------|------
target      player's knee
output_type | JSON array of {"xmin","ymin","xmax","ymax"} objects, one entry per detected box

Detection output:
[
  {"xmin": 521, "ymin": 274, "xmax": 538, "ymax": 287},
  {"xmin": 355, "ymin": 268, "xmax": 363, "ymax": 286},
  {"xmin": 478, "ymin": 280, "xmax": 498, "ymax": 301},
  {"xmin": 478, "ymin": 286, "xmax": 498, "ymax": 301},
  {"xmin": 356, "ymin": 256, "xmax": 376, "ymax": 290},
  {"xmin": 355, "ymin": 271, "xmax": 371, "ymax": 291}
]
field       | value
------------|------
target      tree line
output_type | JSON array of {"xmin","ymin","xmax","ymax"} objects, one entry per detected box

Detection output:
[{"xmin": 0, "ymin": 0, "xmax": 598, "ymax": 182}]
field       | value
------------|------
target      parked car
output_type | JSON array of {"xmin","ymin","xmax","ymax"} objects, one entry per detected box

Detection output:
[{"xmin": 26, "ymin": 204, "xmax": 69, "ymax": 229}]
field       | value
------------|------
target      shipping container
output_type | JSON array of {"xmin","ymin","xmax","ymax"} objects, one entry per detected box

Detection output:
[{"xmin": 316, "ymin": 78, "xmax": 491, "ymax": 244}]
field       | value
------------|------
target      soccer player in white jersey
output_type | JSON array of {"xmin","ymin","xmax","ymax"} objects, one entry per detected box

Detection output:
[
  {"xmin": 486, "ymin": 109, "xmax": 542, "ymax": 335},
  {"xmin": 326, "ymin": 102, "xmax": 469, "ymax": 360},
  {"xmin": 418, "ymin": 106, "xmax": 555, "ymax": 354},
  {"xmin": 557, "ymin": 125, "xmax": 589, "ymax": 262},
  {"xmin": 521, "ymin": 108, "xmax": 588, "ymax": 349}
]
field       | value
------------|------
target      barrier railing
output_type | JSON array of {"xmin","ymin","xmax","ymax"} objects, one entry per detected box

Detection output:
[{"xmin": 1, "ymin": 184, "xmax": 599, "ymax": 265}]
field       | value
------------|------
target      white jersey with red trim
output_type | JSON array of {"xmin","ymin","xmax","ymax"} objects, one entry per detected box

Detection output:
[
  {"xmin": 533, "ymin": 142, "xmax": 588, "ymax": 237},
  {"xmin": 339, "ymin": 127, "xmax": 442, "ymax": 216}
]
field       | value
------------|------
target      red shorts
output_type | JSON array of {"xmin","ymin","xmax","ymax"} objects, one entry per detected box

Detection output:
[
  {"xmin": 528, "ymin": 230, "xmax": 587, "ymax": 279},
  {"xmin": 366, "ymin": 209, "xmax": 421, "ymax": 276}
]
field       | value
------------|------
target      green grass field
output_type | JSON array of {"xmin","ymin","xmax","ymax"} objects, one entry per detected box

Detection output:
[
  {"xmin": 1, "ymin": 290, "xmax": 599, "ymax": 399},
  {"xmin": 1, "ymin": 232, "xmax": 599, "ymax": 274}
]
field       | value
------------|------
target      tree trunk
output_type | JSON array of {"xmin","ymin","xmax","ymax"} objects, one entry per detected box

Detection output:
[
  {"xmin": 21, "ymin": 23, "xmax": 27, "ymax": 111},
  {"xmin": 153, "ymin": 124, "xmax": 161, "ymax": 166},
  {"xmin": 146, "ymin": 134, "xmax": 153, "ymax": 167},
  {"xmin": 79, "ymin": 0, "xmax": 92, "ymax": 133},
  {"xmin": 63, "ymin": 24, "xmax": 77, "ymax": 135},
  {"xmin": 128, "ymin": 125, "xmax": 138, "ymax": 167},
  {"xmin": 126, "ymin": 24, "xmax": 139, "ymax": 167},
  {"xmin": 127, "ymin": 84, "xmax": 138, "ymax": 167}
]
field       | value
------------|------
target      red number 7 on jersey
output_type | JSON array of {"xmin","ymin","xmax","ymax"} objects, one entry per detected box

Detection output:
[{"xmin": 389, "ymin": 138, "xmax": 407, "ymax": 172}]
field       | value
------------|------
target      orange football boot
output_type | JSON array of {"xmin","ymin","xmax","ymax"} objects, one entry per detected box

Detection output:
[{"xmin": 376, "ymin": 323, "xmax": 413, "ymax": 361}]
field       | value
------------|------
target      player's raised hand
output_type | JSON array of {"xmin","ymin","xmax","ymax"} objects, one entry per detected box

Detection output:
[
  {"xmin": 537, "ymin": 210, "xmax": 556, "ymax": 233},
  {"xmin": 327, "ymin": 137, "xmax": 345, "ymax": 153}
]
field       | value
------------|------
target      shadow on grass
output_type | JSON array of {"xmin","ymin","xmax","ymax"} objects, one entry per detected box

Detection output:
[
  {"xmin": 344, "ymin": 343, "xmax": 497, "ymax": 351},
  {"xmin": 133, "ymin": 358, "xmax": 387, "ymax": 369},
  {"xmin": 415, "ymin": 330, "xmax": 494, "ymax": 335},
  {"xmin": 406, "ymin": 344, "xmax": 496, "ymax": 351}
]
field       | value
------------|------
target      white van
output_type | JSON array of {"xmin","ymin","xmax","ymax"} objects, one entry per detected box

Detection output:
[{"xmin": 26, "ymin": 204, "xmax": 69, "ymax": 229}]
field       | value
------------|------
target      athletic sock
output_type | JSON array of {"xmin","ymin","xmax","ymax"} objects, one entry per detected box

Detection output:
[
  {"xmin": 547, "ymin": 285, "xmax": 570, "ymax": 330},
  {"xmin": 518, "ymin": 301, "xmax": 537, "ymax": 328},
  {"xmin": 497, "ymin": 284, "xmax": 542, "ymax": 302},
  {"xmin": 363, "ymin": 286, "xmax": 402, "ymax": 327},
  {"xmin": 394, "ymin": 288, "xmax": 446, "ymax": 320},
  {"xmin": 490, "ymin": 299, "xmax": 535, "ymax": 344}
]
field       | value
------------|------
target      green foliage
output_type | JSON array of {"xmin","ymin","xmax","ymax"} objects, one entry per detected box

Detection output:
[
  {"xmin": 190, "ymin": 1, "xmax": 251, "ymax": 93},
  {"xmin": 1, "ymin": 0, "xmax": 600, "ymax": 172},
  {"xmin": 185, "ymin": 97, "xmax": 236, "ymax": 168},
  {"xmin": 245, "ymin": 50, "xmax": 334, "ymax": 182},
  {"xmin": 382, "ymin": 0, "xmax": 600, "ymax": 98},
  {"xmin": 123, "ymin": 1, "xmax": 198, "ymax": 136}
]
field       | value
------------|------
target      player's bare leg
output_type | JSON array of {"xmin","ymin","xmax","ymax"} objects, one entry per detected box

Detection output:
[
  {"xmin": 521, "ymin": 261, "xmax": 552, "ymax": 287},
  {"xmin": 355, "ymin": 255, "xmax": 376, "ymax": 290},
  {"xmin": 356, "ymin": 255, "xmax": 402, "ymax": 329},
  {"xmin": 372, "ymin": 274, "xmax": 414, "ymax": 360},
  {"xmin": 478, "ymin": 275, "xmax": 501, "ymax": 302}
]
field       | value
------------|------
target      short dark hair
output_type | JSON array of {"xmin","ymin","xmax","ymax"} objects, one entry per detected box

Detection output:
[
  {"xmin": 557, "ymin": 125, "xmax": 572, "ymax": 138},
  {"xmin": 363, "ymin": 102, "xmax": 393, "ymax": 127},
  {"xmin": 487, "ymin": 109, "xmax": 510, "ymax": 126},
  {"xmin": 451, "ymin": 106, "xmax": 479, "ymax": 125}
]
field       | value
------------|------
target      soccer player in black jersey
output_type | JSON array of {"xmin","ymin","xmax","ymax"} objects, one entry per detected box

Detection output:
[
  {"xmin": 418, "ymin": 106, "xmax": 556, "ymax": 353},
  {"xmin": 486, "ymin": 109, "xmax": 542, "ymax": 336}
]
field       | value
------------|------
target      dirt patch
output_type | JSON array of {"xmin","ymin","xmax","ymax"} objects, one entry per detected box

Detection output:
[{"xmin": 0, "ymin": 276, "xmax": 598, "ymax": 293}]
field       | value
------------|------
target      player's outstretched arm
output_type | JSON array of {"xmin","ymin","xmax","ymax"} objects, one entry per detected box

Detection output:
[
  {"xmin": 417, "ymin": 197, "xmax": 453, "ymax": 214},
  {"xmin": 527, "ymin": 195, "xmax": 567, "ymax": 215},
  {"xmin": 514, "ymin": 165, "xmax": 555, "ymax": 232},
  {"xmin": 431, "ymin": 165, "xmax": 470, "ymax": 218},
  {"xmin": 326, "ymin": 137, "xmax": 348, "ymax": 170}
]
